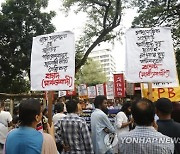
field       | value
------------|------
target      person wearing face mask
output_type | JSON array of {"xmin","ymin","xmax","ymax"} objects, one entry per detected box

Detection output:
[{"xmin": 91, "ymin": 95, "xmax": 115, "ymax": 154}]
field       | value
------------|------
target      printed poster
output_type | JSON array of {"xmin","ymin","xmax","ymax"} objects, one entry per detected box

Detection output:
[
  {"xmin": 87, "ymin": 86, "xmax": 96, "ymax": 98},
  {"xmin": 106, "ymin": 82, "xmax": 114, "ymax": 99}
]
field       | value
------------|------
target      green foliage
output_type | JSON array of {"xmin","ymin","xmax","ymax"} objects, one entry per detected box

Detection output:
[
  {"xmin": 0, "ymin": 0, "xmax": 56, "ymax": 93},
  {"xmin": 132, "ymin": 0, "xmax": 180, "ymax": 80},
  {"xmin": 75, "ymin": 59, "xmax": 108, "ymax": 86},
  {"xmin": 62, "ymin": 0, "xmax": 123, "ymax": 72}
]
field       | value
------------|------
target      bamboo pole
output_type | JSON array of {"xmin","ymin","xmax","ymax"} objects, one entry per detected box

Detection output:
[
  {"xmin": 48, "ymin": 91, "xmax": 53, "ymax": 126},
  {"xmin": 148, "ymin": 82, "xmax": 153, "ymax": 101}
]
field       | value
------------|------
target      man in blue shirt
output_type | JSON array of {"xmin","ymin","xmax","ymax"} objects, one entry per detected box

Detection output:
[
  {"xmin": 91, "ymin": 95, "xmax": 115, "ymax": 154},
  {"xmin": 5, "ymin": 99, "xmax": 57, "ymax": 154}
]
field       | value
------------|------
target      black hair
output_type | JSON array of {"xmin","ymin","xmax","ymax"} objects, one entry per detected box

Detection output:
[
  {"xmin": 94, "ymin": 95, "xmax": 107, "ymax": 108},
  {"xmin": 19, "ymin": 98, "xmax": 41, "ymax": 126},
  {"xmin": 121, "ymin": 101, "xmax": 131, "ymax": 112},
  {"xmin": 155, "ymin": 98, "xmax": 173, "ymax": 114},
  {"xmin": 131, "ymin": 98, "xmax": 155, "ymax": 126},
  {"xmin": 66, "ymin": 100, "xmax": 77, "ymax": 113},
  {"xmin": 54, "ymin": 103, "xmax": 64, "ymax": 113}
]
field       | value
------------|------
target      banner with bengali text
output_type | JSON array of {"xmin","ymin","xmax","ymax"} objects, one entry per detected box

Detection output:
[
  {"xmin": 125, "ymin": 27, "xmax": 177, "ymax": 83},
  {"xmin": 31, "ymin": 31, "xmax": 75, "ymax": 91},
  {"xmin": 113, "ymin": 74, "xmax": 125, "ymax": 98}
]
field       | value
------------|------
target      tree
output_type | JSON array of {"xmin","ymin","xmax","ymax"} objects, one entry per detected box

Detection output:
[
  {"xmin": 75, "ymin": 59, "xmax": 108, "ymax": 86},
  {"xmin": 62, "ymin": 0, "xmax": 124, "ymax": 72},
  {"xmin": 0, "ymin": 0, "xmax": 56, "ymax": 93},
  {"xmin": 132, "ymin": 0, "xmax": 180, "ymax": 79}
]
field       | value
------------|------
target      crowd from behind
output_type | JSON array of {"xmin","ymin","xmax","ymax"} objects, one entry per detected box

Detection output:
[{"xmin": 0, "ymin": 96, "xmax": 180, "ymax": 154}]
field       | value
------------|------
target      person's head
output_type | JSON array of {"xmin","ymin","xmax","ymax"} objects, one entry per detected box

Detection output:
[
  {"xmin": 155, "ymin": 98, "xmax": 173, "ymax": 118},
  {"xmin": 94, "ymin": 95, "xmax": 108, "ymax": 113},
  {"xmin": 131, "ymin": 98, "xmax": 155, "ymax": 126},
  {"xmin": 66, "ymin": 100, "xmax": 78, "ymax": 113},
  {"xmin": 121, "ymin": 101, "xmax": 131, "ymax": 115},
  {"xmin": 54, "ymin": 103, "xmax": 64, "ymax": 113},
  {"xmin": 19, "ymin": 99, "xmax": 42, "ymax": 127}
]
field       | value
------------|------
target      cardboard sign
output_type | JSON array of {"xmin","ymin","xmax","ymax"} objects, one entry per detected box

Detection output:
[
  {"xmin": 31, "ymin": 31, "xmax": 75, "ymax": 91},
  {"xmin": 125, "ymin": 27, "xmax": 177, "ymax": 83}
]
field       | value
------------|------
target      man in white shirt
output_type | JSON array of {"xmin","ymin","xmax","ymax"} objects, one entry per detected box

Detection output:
[
  {"xmin": 91, "ymin": 95, "xmax": 115, "ymax": 154},
  {"xmin": 53, "ymin": 102, "xmax": 66, "ymax": 124},
  {"xmin": 0, "ymin": 100, "xmax": 12, "ymax": 151}
]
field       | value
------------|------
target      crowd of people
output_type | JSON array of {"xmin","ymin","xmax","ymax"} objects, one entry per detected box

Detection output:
[{"xmin": 0, "ymin": 95, "xmax": 180, "ymax": 154}]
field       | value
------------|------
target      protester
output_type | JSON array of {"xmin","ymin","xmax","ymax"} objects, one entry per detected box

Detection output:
[
  {"xmin": 91, "ymin": 95, "xmax": 115, "ymax": 154},
  {"xmin": 53, "ymin": 103, "xmax": 66, "ymax": 124},
  {"xmin": 5, "ymin": 98, "xmax": 58, "ymax": 154},
  {"xmin": 115, "ymin": 101, "xmax": 133, "ymax": 137},
  {"xmin": 156, "ymin": 98, "xmax": 180, "ymax": 154},
  {"xmin": 55, "ymin": 100, "xmax": 93, "ymax": 154},
  {"xmin": 119, "ymin": 98, "xmax": 174, "ymax": 154},
  {"xmin": 0, "ymin": 100, "xmax": 12, "ymax": 152}
]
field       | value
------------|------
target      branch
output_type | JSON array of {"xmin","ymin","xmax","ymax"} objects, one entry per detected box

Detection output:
[
  {"xmin": 91, "ymin": 0, "xmax": 107, "ymax": 7},
  {"xmin": 112, "ymin": 0, "xmax": 121, "ymax": 28},
  {"xmin": 103, "ymin": 0, "xmax": 111, "ymax": 29}
]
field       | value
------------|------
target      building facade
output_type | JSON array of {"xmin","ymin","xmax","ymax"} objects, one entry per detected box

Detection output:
[{"xmin": 89, "ymin": 48, "xmax": 116, "ymax": 81}]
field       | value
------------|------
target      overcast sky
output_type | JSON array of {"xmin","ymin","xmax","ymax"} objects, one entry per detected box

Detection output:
[{"xmin": 0, "ymin": 0, "xmax": 137, "ymax": 72}]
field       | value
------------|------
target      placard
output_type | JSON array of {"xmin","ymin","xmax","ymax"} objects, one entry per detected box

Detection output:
[
  {"xmin": 125, "ymin": 27, "xmax": 176, "ymax": 83},
  {"xmin": 31, "ymin": 31, "xmax": 75, "ymax": 91}
]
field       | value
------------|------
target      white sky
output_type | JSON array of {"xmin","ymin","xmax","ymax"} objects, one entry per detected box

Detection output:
[{"xmin": 0, "ymin": 0, "xmax": 137, "ymax": 72}]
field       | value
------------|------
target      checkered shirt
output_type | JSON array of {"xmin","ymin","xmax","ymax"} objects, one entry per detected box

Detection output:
[
  {"xmin": 55, "ymin": 113, "xmax": 94, "ymax": 154},
  {"xmin": 119, "ymin": 126, "xmax": 174, "ymax": 154}
]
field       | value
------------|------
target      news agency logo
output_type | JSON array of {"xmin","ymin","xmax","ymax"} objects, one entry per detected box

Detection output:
[
  {"xmin": 104, "ymin": 133, "xmax": 118, "ymax": 148},
  {"xmin": 104, "ymin": 135, "xmax": 180, "ymax": 146}
]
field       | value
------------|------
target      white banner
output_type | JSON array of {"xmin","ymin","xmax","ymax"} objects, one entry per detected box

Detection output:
[
  {"xmin": 106, "ymin": 82, "xmax": 114, "ymax": 99},
  {"xmin": 96, "ymin": 84, "xmax": 105, "ymax": 96},
  {"xmin": 31, "ymin": 31, "xmax": 75, "ymax": 91},
  {"xmin": 87, "ymin": 86, "xmax": 96, "ymax": 98},
  {"xmin": 125, "ymin": 27, "xmax": 177, "ymax": 83}
]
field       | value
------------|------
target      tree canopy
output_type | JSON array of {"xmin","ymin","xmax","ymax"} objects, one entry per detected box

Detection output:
[
  {"xmin": 0, "ymin": 0, "xmax": 56, "ymax": 93},
  {"xmin": 75, "ymin": 59, "xmax": 108, "ymax": 86},
  {"xmin": 132, "ymin": 0, "xmax": 180, "ymax": 79}
]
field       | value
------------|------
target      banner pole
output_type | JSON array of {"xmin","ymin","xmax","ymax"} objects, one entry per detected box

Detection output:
[
  {"xmin": 148, "ymin": 82, "xmax": 153, "ymax": 101},
  {"xmin": 48, "ymin": 91, "xmax": 53, "ymax": 126}
]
